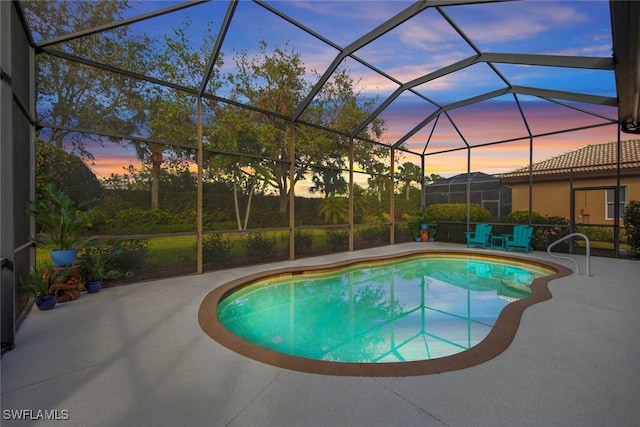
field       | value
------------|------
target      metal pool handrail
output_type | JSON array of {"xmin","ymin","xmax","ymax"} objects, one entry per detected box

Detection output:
[{"xmin": 547, "ymin": 233, "xmax": 591, "ymax": 276}]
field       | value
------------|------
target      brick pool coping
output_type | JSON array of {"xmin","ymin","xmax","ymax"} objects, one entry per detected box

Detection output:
[{"xmin": 198, "ymin": 250, "xmax": 573, "ymax": 377}]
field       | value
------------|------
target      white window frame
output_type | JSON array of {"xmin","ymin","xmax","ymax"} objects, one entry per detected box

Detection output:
[{"xmin": 605, "ymin": 187, "xmax": 626, "ymax": 220}]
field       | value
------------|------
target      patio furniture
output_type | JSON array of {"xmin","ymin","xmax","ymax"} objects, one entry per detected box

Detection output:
[
  {"xmin": 466, "ymin": 260, "xmax": 492, "ymax": 278},
  {"xmin": 465, "ymin": 223, "xmax": 493, "ymax": 249},
  {"xmin": 504, "ymin": 225, "xmax": 534, "ymax": 253},
  {"xmin": 491, "ymin": 235, "xmax": 506, "ymax": 250}
]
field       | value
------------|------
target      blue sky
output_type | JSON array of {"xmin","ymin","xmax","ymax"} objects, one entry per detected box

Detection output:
[
  {"xmin": 117, "ymin": 0, "xmax": 615, "ymax": 99},
  {"xmin": 30, "ymin": 0, "xmax": 632, "ymax": 179}
]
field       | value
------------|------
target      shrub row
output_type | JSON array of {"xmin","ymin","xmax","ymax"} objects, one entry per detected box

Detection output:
[
  {"xmin": 623, "ymin": 200, "xmax": 640, "ymax": 255},
  {"xmin": 423, "ymin": 203, "xmax": 491, "ymax": 222}
]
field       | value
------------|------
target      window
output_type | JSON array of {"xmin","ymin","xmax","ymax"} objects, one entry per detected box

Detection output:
[{"xmin": 605, "ymin": 187, "xmax": 626, "ymax": 220}]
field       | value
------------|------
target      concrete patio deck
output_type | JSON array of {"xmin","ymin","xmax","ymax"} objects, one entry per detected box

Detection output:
[{"xmin": 2, "ymin": 243, "xmax": 639, "ymax": 426}]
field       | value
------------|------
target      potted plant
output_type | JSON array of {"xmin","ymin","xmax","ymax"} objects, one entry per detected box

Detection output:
[
  {"xmin": 418, "ymin": 207, "xmax": 433, "ymax": 233},
  {"xmin": 417, "ymin": 210, "xmax": 431, "ymax": 241},
  {"xmin": 427, "ymin": 221, "xmax": 438, "ymax": 241},
  {"xmin": 27, "ymin": 183, "xmax": 95, "ymax": 267},
  {"xmin": 78, "ymin": 246, "xmax": 120, "ymax": 293},
  {"xmin": 19, "ymin": 264, "xmax": 68, "ymax": 311}
]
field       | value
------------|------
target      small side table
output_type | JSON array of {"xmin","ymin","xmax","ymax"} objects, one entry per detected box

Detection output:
[{"xmin": 490, "ymin": 235, "xmax": 506, "ymax": 251}]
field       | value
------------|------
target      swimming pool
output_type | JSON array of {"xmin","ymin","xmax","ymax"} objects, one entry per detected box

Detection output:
[{"xmin": 199, "ymin": 251, "xmax": 571, "ymax": 376}]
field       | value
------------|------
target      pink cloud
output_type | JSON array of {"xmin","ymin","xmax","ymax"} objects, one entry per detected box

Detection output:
[{"xmin": 378, "ymin": 99, "xmax": 624, "ymax": 176}]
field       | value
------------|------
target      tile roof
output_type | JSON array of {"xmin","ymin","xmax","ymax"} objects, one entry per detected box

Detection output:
[{"xmin": 498, "ymin": 139, "xmax": 640, "ymax": 179}]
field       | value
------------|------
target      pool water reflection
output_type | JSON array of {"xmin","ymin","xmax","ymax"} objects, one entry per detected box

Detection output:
[{"xmin": 217, "ymin": 256, "xmax": 553, "ymax": 363}]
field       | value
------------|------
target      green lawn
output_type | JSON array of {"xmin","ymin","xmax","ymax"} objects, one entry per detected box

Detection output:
[
  {"xmin": 35, "ymin": 237, "xmax": 199, "ymax": 270},
  {"xmin": 575, "ymin": 240, "xmax": 630, "ymax": 250},
  {"xmin": 36, "ymin": 231, "xmax": 630, "ymax": 273},
  {"xmin": 147, "ymin": 235, "xmax": 197, "ymax": 266}
]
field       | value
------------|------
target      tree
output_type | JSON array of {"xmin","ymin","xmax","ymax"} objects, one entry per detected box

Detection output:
[
  {"xmin": 397, "ymin": 162, "xmax": 422, "ymax": 200},
  {"xmin": 206, "ymin": 102, "xmax": 264, "ymax": 230},
  {"xmin": 425, "ymin": 173, "xmax": 444, "ymax": 184},
  {"xmin": 26, "ymin": 0, "xmax": 153, "ymax": 152},
  {"xmin": 27, "ymin": 2, "xmax": 218, "ymax": 210},
  {"xmin": 35, "ymin": 138, "xmax": 102, "ymax": 205},
  {"xmin": 138, "ymin": 92, "xmax": 198, "ymax": 209},
  {"xmin": 366, "ymin": 161, "xmax": 390, "ymax": 204},
  {"xmin": 224, "ymin": 41, "xmax": 306, "ymax": 214},
  {"xmin": 309, "ymin": 163, "xmax": 347, "ymax": 198},
  {"xmin": 223, "ymin": 40, "xmax": 386, "ymax": 214},
  {"xmin": 134, "ymin": 18, "xmax": 220, "ymax": 209}
]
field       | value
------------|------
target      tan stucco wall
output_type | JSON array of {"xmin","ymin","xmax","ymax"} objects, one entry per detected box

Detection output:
[{"xmin": 508, "ymin": 174, "xmax": 640, "ymax": 224}]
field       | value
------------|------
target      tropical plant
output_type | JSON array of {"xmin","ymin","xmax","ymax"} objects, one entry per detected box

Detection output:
[
  {"xmin": 19, "ymin": 267, "xmax": 53, "ymax": 299},
  {"xmin": 27, "ymin": 183, "xmax": 95, "ymax": 250},
  {"xmin": 412, "ymin": 222, "xmax": 422, "ymax": 239},
  {"xmin": 78, "ymin": 246, "xmax": 121, "ymax": 282},
  {"xmin": 19, "ymin": 264, "xmax": 70, "ymax": 298},
  {"xmin": 319, "ymin": 196, "xmax": 349, "ymax": 224}
]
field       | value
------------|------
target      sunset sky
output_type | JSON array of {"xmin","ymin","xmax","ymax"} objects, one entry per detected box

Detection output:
[{"xmin": 31, "ymin": 0, "xmax": 635, "ymax": 187}]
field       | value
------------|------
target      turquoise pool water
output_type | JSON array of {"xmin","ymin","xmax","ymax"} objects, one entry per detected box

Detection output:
[{"xmin": 217, "ymin": 255, "xmax": 554, "ymax": 363}]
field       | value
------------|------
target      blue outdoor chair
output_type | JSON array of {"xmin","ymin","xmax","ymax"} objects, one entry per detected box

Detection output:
[
  {"xmin": 504, "ymin": 225, "xmax": 534, "ymax": 253},
  {"xmin": 465, "ymin": 223, "xmax": 493, "ymax": 249}
]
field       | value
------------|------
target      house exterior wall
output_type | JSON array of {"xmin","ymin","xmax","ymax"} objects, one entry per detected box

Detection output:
[
  {"xmin": 507, "ymin": 173, "xmax": 640, "ymax": 223},
  {"xmin": 510, "ymin": 180, "xmax": 569, "ymax": 219}
]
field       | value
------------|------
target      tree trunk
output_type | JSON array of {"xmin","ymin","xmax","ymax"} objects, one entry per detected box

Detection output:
[
  {"xmin": 151, "ymin": 144, "xmax": 162, "ymax": 210},
  {"xmin": 233, "ymin": 179, "xmax": 257, "ymax": 231},
  {"xmin": 233, "ymin": 184, "xmax": 242, "ymax": 231},
  {"xmin": 243, "ymin": 180, "xmax": 256, "ymax": 230},
  {"xmin": 51, "ymin": 130, "xmax": 65, "ymax": 149},
  {"xmin": 278, "ymin": 174, "xmax": 289, "ymax": 213},
  {"xmin": 279, "ymin": 192, "xmax": 289, "ymax": 213}
]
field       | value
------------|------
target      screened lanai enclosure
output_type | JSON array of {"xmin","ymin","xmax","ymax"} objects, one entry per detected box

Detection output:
[
  {"xmin": 425, "ymin": 172, "xmax": 511, "ymax": 217},
  {"xmin": 2, "ymin": 0, "xmax": 640, "ymax": 349}
]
